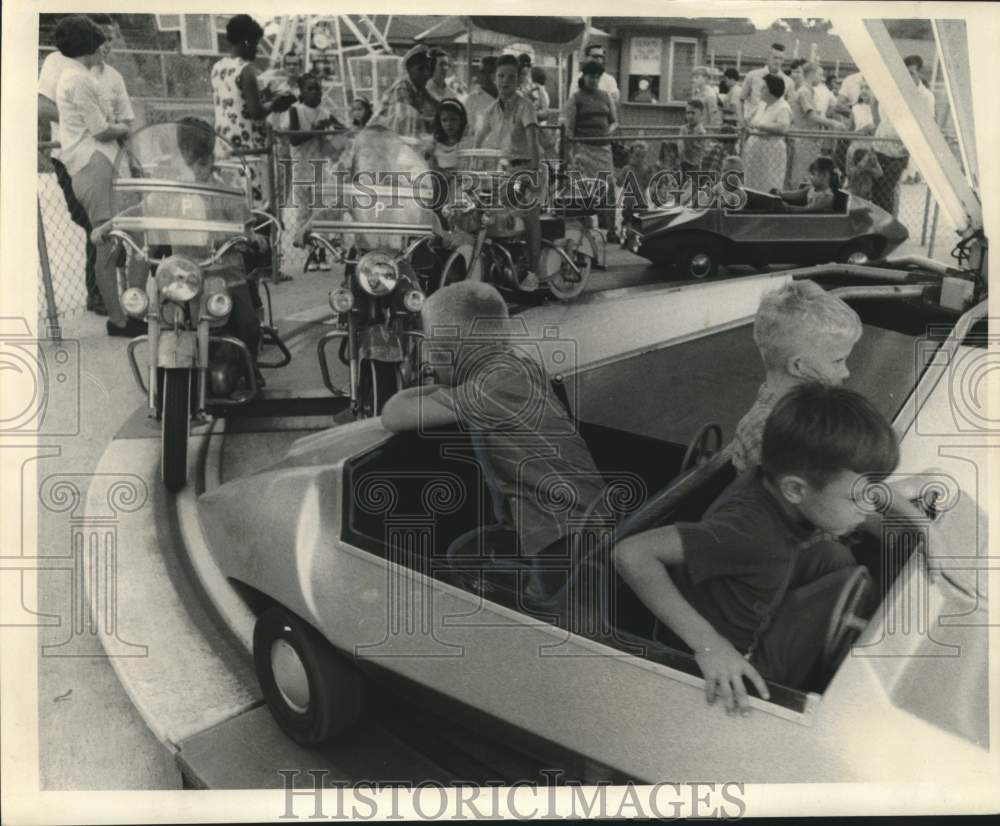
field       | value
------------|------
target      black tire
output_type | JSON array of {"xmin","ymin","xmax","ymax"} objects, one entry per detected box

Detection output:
[
  {"xmin": 161, "ymin": 369, "xmax": 190, "ymax": 493},
  {"xmin": 357, "ymin": 359, "xmax": 401, "ymax": 418},
  {"xmin": 253, "ymin": 606, "xmax": 366, "ymax": 747},
  {"xmin": 675, "ymin": 244, "xmax": 720, "ymax": 280}
]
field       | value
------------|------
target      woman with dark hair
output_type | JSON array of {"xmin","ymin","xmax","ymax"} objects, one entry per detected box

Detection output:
[
  {"xmin": 211, "ymin": 14, "xmax": 295, "ymax": 158},
  {"xmin": 53, "ymin": 15, "xmax": 142, "ymax": 336},
  {"xmin": 38, "ymin": 14, "xmax": 107, "ymax": 313},
  {"xmin": 564, "ymin": 59, "xmax": 618, "ymax": 240},
  {"xmin": 742, "ymin": 72, "xmax": 792, "ymax": 192}
]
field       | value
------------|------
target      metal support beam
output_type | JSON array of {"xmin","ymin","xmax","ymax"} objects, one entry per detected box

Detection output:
[
  {"xmin": 836, "ymin": 18, "xmax": 981, "ymax": 235},
  {"xmin": 932, "ymin": 20, "xmax": 979, "ymax": 190}
]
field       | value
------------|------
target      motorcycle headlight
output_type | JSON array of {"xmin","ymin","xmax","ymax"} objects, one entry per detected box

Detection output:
[
  {"xmin": 356, "ymin": 251, "xmax": 399, "ymax": 297},
  {"xmin": 402, "ymin": 289, "xmax": 425, "ymax": 313},
  {"xmin": 329, "ymin": 287, "xmax": 354, "ymax": 313},
  {"xmin": 156, "ymin": 256, "xmax": 203, "ymax": 304},
  {"xmin": 206, "ymin": 291, "xmax": 233, "ymax": 318},
  {"xmin": 120, "ymin": 287, "xmax": 149, "ymax": 319}
]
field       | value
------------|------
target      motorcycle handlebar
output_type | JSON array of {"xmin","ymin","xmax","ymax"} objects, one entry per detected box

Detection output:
[
  {"xmin": 107, "ymin": 229, "xmax": 253, "ymax": 268},
  {"xmin": 302, "ymin": 232, "xmax": 346, "ymax": 263}
]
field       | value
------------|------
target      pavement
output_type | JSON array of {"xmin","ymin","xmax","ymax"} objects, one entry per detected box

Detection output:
[{"xmin": 34, "ymin": 267, "xmax": 337, "ymax": 789}]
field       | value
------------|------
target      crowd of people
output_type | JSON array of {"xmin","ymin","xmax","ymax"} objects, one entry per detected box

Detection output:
[
  {"xmin": 705, "ymin": 41, "xmax": 936, "ymax": 212},
  {"xmin": 39, "ymin": 14, "xmax": 938, "ymax": 330}
]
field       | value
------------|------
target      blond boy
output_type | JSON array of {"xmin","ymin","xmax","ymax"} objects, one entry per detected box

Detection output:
[{"xmin": 724, "ymin": 280, "xmax": 862, "ymax": 472}]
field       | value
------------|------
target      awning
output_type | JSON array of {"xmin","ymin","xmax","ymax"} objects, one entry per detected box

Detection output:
[{"xmin": 415, "ymin": 16, "xmax": 588, "ymax": 51}]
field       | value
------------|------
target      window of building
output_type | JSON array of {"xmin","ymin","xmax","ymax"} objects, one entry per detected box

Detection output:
[
  {"xmin": 666, "ymin": 37, "xmax": 699, "ymax": 103},
  {"xmin": 626, "ymin": 36, "xmax": 662, "ymax": 105},
  {"xmin": 626, "ymin": 34, "xmax": 701, "ymax": 105}
]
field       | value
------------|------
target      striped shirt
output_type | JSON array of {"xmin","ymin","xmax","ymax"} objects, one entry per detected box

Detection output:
[{"xmin": 455, "ymin": 345, "xmax": 607, "ymax": 557}]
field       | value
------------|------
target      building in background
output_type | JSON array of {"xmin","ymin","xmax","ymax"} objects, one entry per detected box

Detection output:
[{"xmin": 589, "ymin": 17, "xmax": 754, "ymax": 128}]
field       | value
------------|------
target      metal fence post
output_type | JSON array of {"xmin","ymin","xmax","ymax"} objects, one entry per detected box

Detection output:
[
  {"xmin": 265, "ymin": 133, "xmax": 287, "ymax": 283},
  {"xmin": 920, "ymin": 184, "xmax": 931, "ymax": 246},
  {"xmin": 927, "ymin": 202, "xmax": 940, "ymax": 260},
  {"xmin": 37, "ymin": 199, "xmax": 62, "ymax": 342}
]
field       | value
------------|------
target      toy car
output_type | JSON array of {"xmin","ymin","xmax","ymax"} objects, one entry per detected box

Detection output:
[
  {"xmin": 197, "ymin": 261, "xmax": 987, "ymax": 783},
  {"xmin": 622, "ymin": 189, "xmax": 909, "ymax": 279}
]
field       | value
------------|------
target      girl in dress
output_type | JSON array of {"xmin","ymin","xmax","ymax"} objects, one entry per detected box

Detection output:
[{"xmin": 431, "ymin": 98, "xmax": 472, "ymax": 233}]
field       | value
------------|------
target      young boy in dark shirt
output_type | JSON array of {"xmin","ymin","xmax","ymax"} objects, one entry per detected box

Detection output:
[{"xmin": 616, "ymin": 383, "xmax": 898, "ymax": 698}]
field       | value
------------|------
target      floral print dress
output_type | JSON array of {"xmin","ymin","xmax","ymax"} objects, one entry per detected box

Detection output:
[{"xmin": 211, "ymin": 55, "xmax": 268, "ymax": 205}]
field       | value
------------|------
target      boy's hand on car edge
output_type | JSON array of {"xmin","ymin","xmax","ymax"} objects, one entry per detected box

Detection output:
[{"xmin": 694, "ymin": 637, "xmax": 770, "ymax": 715}]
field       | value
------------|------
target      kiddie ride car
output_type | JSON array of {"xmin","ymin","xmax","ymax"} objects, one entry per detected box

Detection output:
[
  {"xmin": 435, "ymin": 149, "xmax": 600, "ymax": 301},
  {"xmin": 109, "ymin": 121, "xmax": 291, "ymax": 491},
  {"xmin": 622, "ymin": 186, "xmax": 910, "ymax": 280},
  {"xmin": 197, "ymin": 229, "xmax": 989, "ymax": 782}
]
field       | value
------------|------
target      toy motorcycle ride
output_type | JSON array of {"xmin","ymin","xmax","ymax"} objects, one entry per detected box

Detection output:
[
  {"xmin": 106, "ymin": 120, "xmax": 290, "ymax": 491},
  {"xmin": 435, "ymin": 148, "xmax": 599, "ymax": 301},
  {"xmin": 300, "ymin": 126, "xmax": 443, "ymax": 418}
]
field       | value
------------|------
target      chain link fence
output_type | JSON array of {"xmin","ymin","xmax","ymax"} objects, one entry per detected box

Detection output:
[{"xmin": 38, "ymin": 146, "xmax": 91, "ymax": 332}]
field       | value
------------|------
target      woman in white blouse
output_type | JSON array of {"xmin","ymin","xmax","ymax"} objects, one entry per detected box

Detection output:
[
  {"xmin": 53, "ymin": 16, "xmax": 140, "ymax": 336},
  {"xmin": 742, "ymin": 73, "xmax": 792, "ymax": 192}
]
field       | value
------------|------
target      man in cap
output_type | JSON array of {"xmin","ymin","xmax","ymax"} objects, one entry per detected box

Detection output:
[{"xmin": 370, "ymin": 44, "xmax": 436, "ymax": 143}]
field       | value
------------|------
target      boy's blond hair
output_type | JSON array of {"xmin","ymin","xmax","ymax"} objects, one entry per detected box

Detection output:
[
  {"xmin": 753, "ymin": 280, "xmax": 862, "ymax": 372},
  {"xmin": 421, "ymin": 280, "xmax": 509, "ymax": 340}
]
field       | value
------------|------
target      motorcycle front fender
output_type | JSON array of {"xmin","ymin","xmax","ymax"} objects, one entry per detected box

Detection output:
[
  {"xmin": 157, "ymin": 329, "xmax": 198, "ymax": 369},
  {"xmin": 357, "ymin": 323, "xmax": 405, "ymax": 362}
]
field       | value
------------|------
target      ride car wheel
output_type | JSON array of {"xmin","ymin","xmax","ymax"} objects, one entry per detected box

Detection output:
[
  {"xmin": 161, "ymin": 369, "xmax": 190, "ymax": 493},
  {"xmin": 838, "ymin": 239, "xmax": 877, "ymax": 265},
  {"xmin": 676, "ymin": 246, "xmax": 719, "ymax": 280},
  {"xmin": 546, "ymin": 249, "xmax": 591, "ymax": 301},
  {"xmin": 253, "ymin": 607, "xmax": 366, "ymax": 747}
]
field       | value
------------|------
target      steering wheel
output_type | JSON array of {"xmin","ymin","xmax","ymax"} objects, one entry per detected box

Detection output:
[
  {"xmin": 614, "ymin": 451, "xmax": 731, "ymax": 543},
  {"xmin": 821, "ymin": 566, "xmax": 873, "ymax": 673},
  {"xmin": 680, "ymin": 422, "xmax": 723, "ymax": 474}
]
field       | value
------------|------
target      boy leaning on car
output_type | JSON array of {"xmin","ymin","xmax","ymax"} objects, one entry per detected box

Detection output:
[
  {"xmin": 381, "ymin": 281, "xmax": 608, "ymax": 594},
  {"xmin": 615, "ymin": 384, "xmax": 898, "ymax": 709}
]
